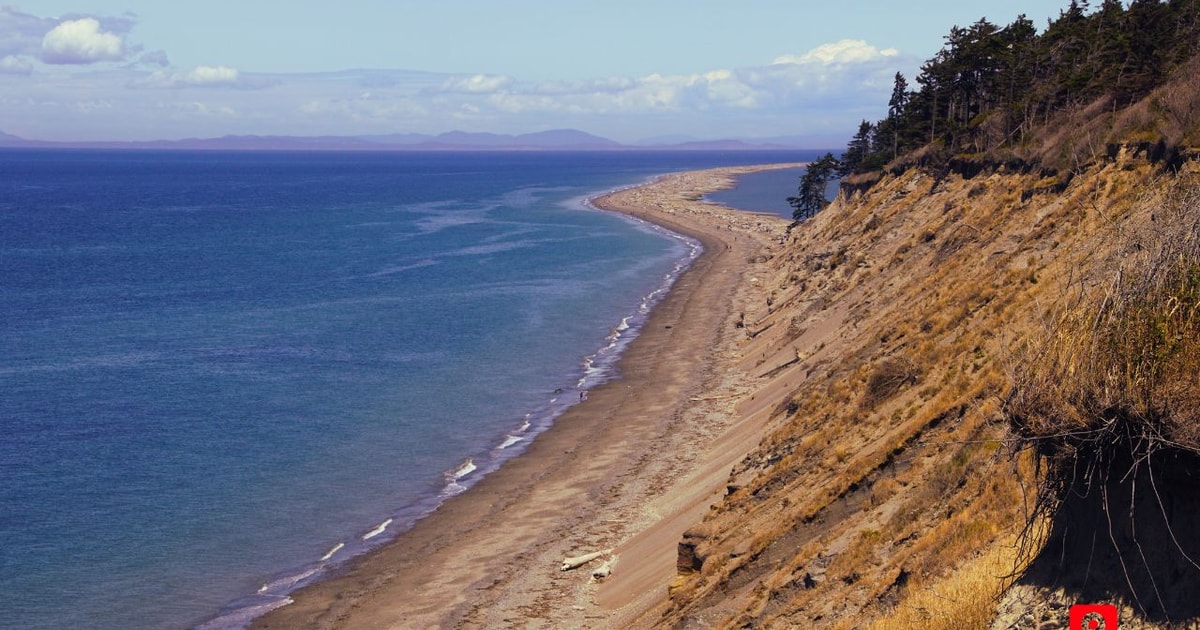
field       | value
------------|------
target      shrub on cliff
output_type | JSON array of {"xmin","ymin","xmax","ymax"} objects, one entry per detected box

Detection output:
[
  {"xmin": 1005, "ymin": 177, "xmax": 1200, "ymax": 619},
  {"xmin": 1007, "ymin": 179, "xmax": 1200, "ymax": 450}
]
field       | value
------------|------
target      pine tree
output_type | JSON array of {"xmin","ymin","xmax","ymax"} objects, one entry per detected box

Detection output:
[
  {"xmin": 887, "ymin": 73, "xmax": 909, "ymax": 160},
  {"xmin": 788, "ymin": 153, "xmax": 840, "ymax": 222},
  {"xmin": 836, "ymin": 0, "xmax": 1200, "ymax": 178},
  {"xmin": 839, "ymin": 121, "xmax": 873, "ymax": 176}
]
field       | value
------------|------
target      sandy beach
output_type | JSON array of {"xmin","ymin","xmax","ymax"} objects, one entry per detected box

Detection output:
[{"xmin": 251, "ymin": 163, "xmax": 799, "ymax": 629}]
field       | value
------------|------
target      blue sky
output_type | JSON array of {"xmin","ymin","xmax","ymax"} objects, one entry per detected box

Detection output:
[{"xmin": 2, "ymin": 1, "xmax": 1075, "ymax": 145}]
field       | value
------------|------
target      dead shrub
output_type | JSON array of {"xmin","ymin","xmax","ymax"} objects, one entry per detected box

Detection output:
[{"xmin": 862, "ymin": 357, "xmax": 921, "ymax": 410}]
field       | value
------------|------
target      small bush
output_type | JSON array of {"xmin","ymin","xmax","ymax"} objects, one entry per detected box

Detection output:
[
  {"xmin": 862, "ymin": 357, "xmax": 921, "ymax": 410},
  {"xmin": 1006, "ymin": 178, "xmax": 1200, "ymax": 451}
]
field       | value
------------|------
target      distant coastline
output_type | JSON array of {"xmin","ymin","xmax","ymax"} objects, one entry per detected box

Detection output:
[{"xmin": 0, "ymin": 128, "xmax": 831, "ymax": 153}]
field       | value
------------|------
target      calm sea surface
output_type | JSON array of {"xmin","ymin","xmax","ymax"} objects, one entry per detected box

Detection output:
[
  {"xmin": 704, "ymin": 166, "xmax": 804, "ymax": 219},
  {"xmin": 0, "ymin": 149, "xmax": 816, "ymax": 629}
]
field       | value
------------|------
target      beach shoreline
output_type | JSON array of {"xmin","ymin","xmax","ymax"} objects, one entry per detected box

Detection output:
[{"xmin": 251, "ymin": 163, "xmax": 800, "ymax": 629}]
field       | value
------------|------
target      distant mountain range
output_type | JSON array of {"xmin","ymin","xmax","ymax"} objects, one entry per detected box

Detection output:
[{"xmin": 0, "ymin": 128, "xmax": 818, "ymax": 152}]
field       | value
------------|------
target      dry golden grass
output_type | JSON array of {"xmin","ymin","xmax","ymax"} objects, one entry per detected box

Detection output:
[
  {"xmin": 1007, "ymin": 174, "xmax": 1200, "ymax": 449},
  {"xmin": 867, "ymin": 538, "xmax": 1022, "ymax": 630},
  {"xmin": 658, "ymin": 154, "xmax": 1198, "ymax": 629},
  {"xmin": 828, "ymin": 529, "xmax": 883, "ymax": 581}
]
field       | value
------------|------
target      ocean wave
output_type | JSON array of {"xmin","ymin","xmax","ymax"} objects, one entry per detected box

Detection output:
[
  {"xmin": 446, "ymin": 458, "xmax": 477, "ymax": 481},
  {"xmin": 361, "ymin": 518, "xmax": 393, "ymax": 541},
  {"xmin": 445, "ymin": 240, "xmax": 536, "ymax": 257},
  {"xmin": 257, "ymin": 566, "xmax": 321, "ymax": 595},
  {"xmin": 0, "ymin": 351, "xmax": 165, "ymax": 376},
  {"xmin": 500, "ymin": 185, "xmax": 573, "ymax": 209},
  {"xmin": 363, "ymin": 258, "xmax": 440, "ymax": 278},
  {"xmin": 194, "ymin": 596, "xmax": 292, "ymax": 630},
  {"xmin": 497, "ymin": 434, "xmax": 524, "ymax": 450},
  {"xmin": 319, "ymin": 542, "xmax": 345, "ymax": 562}
]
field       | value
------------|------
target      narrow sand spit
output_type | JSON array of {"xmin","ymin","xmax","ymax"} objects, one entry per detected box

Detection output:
[{"xmin": 252, "ymin": 163, "xmax": 800, "ymax": 629}]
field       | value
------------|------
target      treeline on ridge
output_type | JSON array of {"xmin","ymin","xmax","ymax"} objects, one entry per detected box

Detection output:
[{"xmin": 840, "ymin": 0, "xmax": 1200, "ymax": 179}]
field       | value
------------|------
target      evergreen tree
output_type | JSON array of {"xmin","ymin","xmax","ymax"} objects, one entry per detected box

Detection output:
[
  {"xmin": 887, "ymin": 72, "xmax": 909, "ymax": 159},
  {"xmin": 839, "ymin": 121, "xmax": 873, "ymax": 176},
  {"xmin": 1123, "ymin": 0, "xmax": 1169, "ymax": 98},
  {"xmin": 835, "ymin": 0, "xmax": 1200, "ymax": 178},
  {"xmin": 788, "ymin": 153, "xmax": 840, "ymax": 222}
]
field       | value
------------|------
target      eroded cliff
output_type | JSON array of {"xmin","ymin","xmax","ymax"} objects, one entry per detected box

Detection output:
[{"xmin": 656, "ymin": 149, "xmax": 1199, "ymax": 628}]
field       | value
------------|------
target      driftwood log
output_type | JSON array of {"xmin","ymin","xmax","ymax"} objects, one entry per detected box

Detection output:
[
  {"xmin": 591, "ymin": 555, "xmax": 618, "ymax": 580},
  {"xmin": 560, "ymin": 548, "xmax": 613, "ymax": 572}
]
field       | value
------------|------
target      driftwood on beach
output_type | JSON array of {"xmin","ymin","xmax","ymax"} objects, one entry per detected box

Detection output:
[
  {"xmin": 559, "ymin": 549, "xmax": 613, "ymax": 572},
  {"xmin": 591, "ymin": 556, "xmax": 617, "ymax": 580}
]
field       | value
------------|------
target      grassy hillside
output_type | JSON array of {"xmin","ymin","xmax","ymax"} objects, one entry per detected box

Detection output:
[
  {"xmin": 651, "ymin": 149, "xmax": 1199, "ymax": 627},
  {"xmin": 642, "ymin": 2, "xmax": 1200, "ymax": 625}
]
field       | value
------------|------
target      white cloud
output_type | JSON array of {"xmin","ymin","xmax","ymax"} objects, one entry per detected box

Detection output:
[
  {"xmin": 188, "ymin": 102, "xmax": 236, "ymax": 117},
  {"xmin": 487, "ymin": 92, "xmax": 567, "ymax": 114},
  {"xmin": 0, "ymin": 54, "xmax": 34, "ymax": 75},
  {"xmin": 138, "ymin": 65, "xmax": 244, "ymax": 88},
  {"xmin": 74, "ymin": 99, "xmax": 113, "ymax": 113},
  {"xmin": 0, "ymin": 39, "xmax": 909, "ymax": 143},
  {"xmin": 463, "ymin": 39, "xmax": 904, "ymax": 120},
  {"xmin": 296, "ymin": 94, "xmax": 427, "ymax": 122},
  {"xmin": 41, "ymin": 18, "xmax": 124, "ymax": 64},
  {"xmin": 531, "ymin": 76, "xmax": 635, "ymax": 96},
  {"xmin": 185, "ymin": 65, "xmax": 239, "ymax": 85},
  {"xmin": 704, "ymin": 75, "xmax": 761, "ymax": 108},
  {"xmin": 440, "ymin": 74, "xmax": 513, "ymax": 94},
  {"xmin": 773, "ymin": 40, "xmax": 899, "ymax": 66}
]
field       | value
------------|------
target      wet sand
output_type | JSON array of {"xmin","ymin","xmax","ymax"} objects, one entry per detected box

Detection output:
[{"xmin": 251, "ymin": 163, "xmax": 799, "ymax": 629}]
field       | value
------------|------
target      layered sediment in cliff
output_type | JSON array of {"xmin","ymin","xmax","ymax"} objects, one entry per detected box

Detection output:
[{"xmin": 656, "ymin": 149, "xmax": 1200, "ymax": 628}]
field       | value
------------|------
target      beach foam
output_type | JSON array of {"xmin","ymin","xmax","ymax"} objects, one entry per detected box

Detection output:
[
  {"xmin": 319, "ymin": 542, "xmax": 345, "ymax": 562},
  {"xmin": 195, "ymin": 596, "xmax": 292, "ymax": 630},
  {"xmin": 257, "ymin": 566, "xmax": 322, "ymax": 595},
  {"xmin": 362, "ymin": 518, "xmax": 393, "ymax": 541}
]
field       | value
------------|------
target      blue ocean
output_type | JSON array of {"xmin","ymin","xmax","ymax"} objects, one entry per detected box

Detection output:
[
  {"xmin": 705, "ymin": 166, "xmax": 804, "ymax": 219},
  {"xmin": 0, "ymin": 149, "xmax": 814, "ymax": 629}
]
